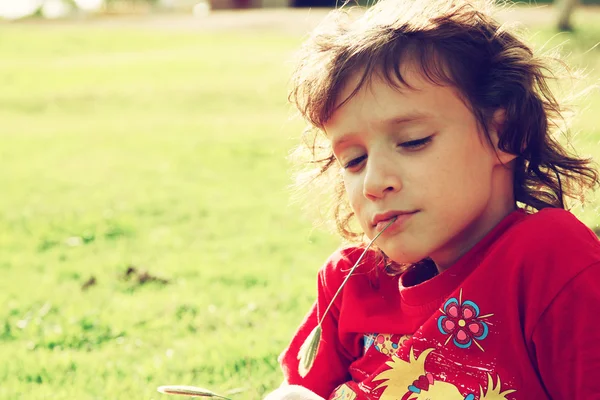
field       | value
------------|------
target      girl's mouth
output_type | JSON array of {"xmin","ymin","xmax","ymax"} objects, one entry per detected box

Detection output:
[{"xmin": 374, "ymin": 211, "xmax": 418, "ymax": 233}]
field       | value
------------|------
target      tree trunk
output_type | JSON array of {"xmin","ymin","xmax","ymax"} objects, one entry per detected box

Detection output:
[{"xmin": 557, "ymin": 0, "xmax": 579, "ymax": 31}]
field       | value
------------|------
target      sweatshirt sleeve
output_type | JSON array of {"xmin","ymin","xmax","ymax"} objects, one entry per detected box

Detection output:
[
  {"xmin": 532, "ymin": 262, "xmax": 600, "ymax": 399},
  {"xmin": 278, "ymin": 253, "xmax": 354, "ymax": 399}
]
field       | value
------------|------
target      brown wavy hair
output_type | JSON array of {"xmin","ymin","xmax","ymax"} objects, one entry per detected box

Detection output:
[{"xmin": 289, "ymin": 0, "xmax": 599, "ymax": 255}]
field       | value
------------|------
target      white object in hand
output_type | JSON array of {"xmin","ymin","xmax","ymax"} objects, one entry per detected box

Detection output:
[
  {"xmin": 157, "ymin": 385, "xmax": 232, "ymax": 399},
  {"xmin": 263, "ymin": 385, "xmax": 326, "ymax": 400}
]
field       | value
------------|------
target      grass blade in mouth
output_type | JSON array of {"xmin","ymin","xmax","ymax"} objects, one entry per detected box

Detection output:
[{"xmin": 297, "ymin": 216, "xmax": 397, "ymax": 376}]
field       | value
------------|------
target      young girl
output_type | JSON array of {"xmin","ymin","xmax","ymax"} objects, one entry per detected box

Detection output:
[{"xmin": 266, "ymin": 0, "xmax": 600, "ymax": 399}]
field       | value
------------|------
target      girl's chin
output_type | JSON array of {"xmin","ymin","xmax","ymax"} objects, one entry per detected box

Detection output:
[{"xmin": 378, "ymin": 248, "xmax": 426, "ymax": 265}]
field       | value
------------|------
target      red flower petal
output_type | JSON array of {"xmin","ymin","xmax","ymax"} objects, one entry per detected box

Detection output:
[
  {"xmin": 456, "ymin": 329, "xmax": 468, "ymax": 342},
  {"xmin": 462, "ymin": 307, "xmax": 474, "ymax": 319},
  {"xmin": 447, "ymin": 304, "xmax": 459, "ymax": 318},
  {"xmin": 468, "ymin": 322, "xmax": 483, "ymax": 335},
  {"xmin": 443, "ymin": 319, "xmax": 456, "ymax": 332}
]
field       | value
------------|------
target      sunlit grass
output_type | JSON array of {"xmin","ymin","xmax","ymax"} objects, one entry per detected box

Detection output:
[{"xmin": 0, "ymin": 8, "xmax": 599, "ymax": 399}]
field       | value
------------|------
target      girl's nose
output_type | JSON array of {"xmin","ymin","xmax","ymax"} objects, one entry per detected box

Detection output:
[{"xmin": 362, "ymin": 153, "xmax": 402, "ymax": 199}]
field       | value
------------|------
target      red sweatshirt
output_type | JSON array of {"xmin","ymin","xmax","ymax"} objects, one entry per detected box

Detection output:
[{"xmin": 279, "ymin": 208, "xmax": 600, "ymax": 400}]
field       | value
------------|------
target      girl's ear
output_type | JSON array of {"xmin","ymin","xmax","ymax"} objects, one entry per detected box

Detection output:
[{"xmin": 489, "ymin": 108, "xmax": 517, "ymax": 166}]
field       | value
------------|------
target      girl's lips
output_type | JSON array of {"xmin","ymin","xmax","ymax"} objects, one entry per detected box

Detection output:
[{"xmin": 374, "ymin": 211, "xmax": 418, "ymax": 233}]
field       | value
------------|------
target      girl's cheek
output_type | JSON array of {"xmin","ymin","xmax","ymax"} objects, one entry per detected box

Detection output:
[
  {"xmin": 342, "ymin": 177, "xmax": 354, "ymax": 198},
  {"xmin": 344, "ymin": 180, "xmax": 363, "ymax": 204}
]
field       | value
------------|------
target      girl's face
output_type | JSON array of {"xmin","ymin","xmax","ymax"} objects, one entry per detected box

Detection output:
[{"xmin": 324, "ymin": 67, "xmax": 517, "ymax": 271}]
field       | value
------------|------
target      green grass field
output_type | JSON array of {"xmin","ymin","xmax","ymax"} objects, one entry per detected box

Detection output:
[{"xmin": 1, "ymin": 7, "xmax": 599, "ymax": 400}]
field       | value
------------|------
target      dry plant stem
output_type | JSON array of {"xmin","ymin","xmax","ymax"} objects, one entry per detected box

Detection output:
[
  {"xmin": 297, "ymin": 216, "xmax": 397, "ymax": 376},
  {"xmin": 318, "ymin": 216, "xmax": 398, "ymax": 324}
]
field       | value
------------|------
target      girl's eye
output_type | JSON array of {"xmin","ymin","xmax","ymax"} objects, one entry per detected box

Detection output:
[
  {"xmin": 341, "ymin": 136, "xmax": 433, "ymax": 170},
  {"xmin": 400, "ymin": 136, "xmax": 433, "ymax": 149},
  {"xmin": 343, "ymin": 155, "xmax": 367, "ymax": 170}
]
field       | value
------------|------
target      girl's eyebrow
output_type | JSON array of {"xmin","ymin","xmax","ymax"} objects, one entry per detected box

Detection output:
[
  {"xmin": 331, "ymin": 134, "xmax": 358, "ymax": 154},
  {"xmin": 382, "ymin": 112, "xmax": 433, "ymax": 127},
  {"xmin": 331, "ymin": 112, "xmax": 434, "ymax": 152}
]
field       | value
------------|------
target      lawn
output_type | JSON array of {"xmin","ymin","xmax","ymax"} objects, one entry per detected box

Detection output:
[{"xmin": 0, "ymin": 6, "xmax": 599, "ymax": 400}]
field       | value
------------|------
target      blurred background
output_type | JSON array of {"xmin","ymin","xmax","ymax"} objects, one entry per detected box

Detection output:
[{"xmin": 0, "ymin": 0, "xmax": 598, "ymax": 399}]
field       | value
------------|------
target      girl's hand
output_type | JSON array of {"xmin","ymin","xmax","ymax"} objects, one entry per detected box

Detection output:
[{"xmin": 263, "ymin": 385, "xmax": 326, "ymax": 400}]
